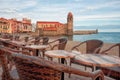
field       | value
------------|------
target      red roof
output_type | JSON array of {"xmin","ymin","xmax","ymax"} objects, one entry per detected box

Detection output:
[
  {"xmin": 0, "ymin": 18, "xmax": 8, "ymax": 22},
  {"xmin": 37, "ymin": 21, "xmax": 63, "ymax": 25},
  {"xmin": 68, "ymin": 12, "xmax": 73, "ymax": 16}
]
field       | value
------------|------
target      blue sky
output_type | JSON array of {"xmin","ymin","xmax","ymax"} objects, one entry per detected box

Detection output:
[{"xmin": 0, "ymin": 0, "xmax": 120, "ymax": 28}]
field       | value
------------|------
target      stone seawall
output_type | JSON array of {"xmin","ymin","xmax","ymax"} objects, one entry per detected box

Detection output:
[
  {"xmin": 32, "ymin": 29, "xmax": 98, "ymax": 36},
  {"xmin": 73, "ymin": 30, "xmax": 98, "ymax": 35}
]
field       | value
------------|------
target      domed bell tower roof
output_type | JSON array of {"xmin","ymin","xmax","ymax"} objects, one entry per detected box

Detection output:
[
  {"xmin": 67, "ymin": 12, "xmax": 73, "ymax": 22},
  {"xmin": 68, "ymin": 12, "xmax": 73, "ymax": 18}
]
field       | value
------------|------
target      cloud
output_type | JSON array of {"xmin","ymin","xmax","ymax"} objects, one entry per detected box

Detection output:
[
  {"xmin": 0, "ymin": 0, "xmax": 38, "ymax": 21},
  {"xmin": 75, "ymin": 13, "xmax": 120, "ymax": 21},
  {"xmin": 22, "ymin": 10, "xmax": 68, "ymax": 23},
  {"xmin": 0, "ymin": 0, "xmax": 120, "ymax": 26},
  {"xmin": 35, "ymin": 6, "xmax": 66, "ymax": 12},
  {"xmin": 0, "ymin": 8, "xmax": 18, "ymax": 13},
  {"xmin": 0, "ymin": 0, "xmax": 37, "ymax": 11},
  {"xmin": 79, "ymin": 1, "xmax": 120, "ymax": 12},
  {"xmin": 21, "ymin": 0, "xmax": 37, "ymax": 8}
]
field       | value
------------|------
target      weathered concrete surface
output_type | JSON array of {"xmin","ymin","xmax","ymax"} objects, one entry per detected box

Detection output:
[{"xmin": 74, "ymin": 30, "xmax": 98, "ymax": 35}]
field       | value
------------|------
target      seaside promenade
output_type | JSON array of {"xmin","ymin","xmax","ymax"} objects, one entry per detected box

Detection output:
[{"xmin": 0, "ymin": 33, "xmax": 118, "ymax": 80}]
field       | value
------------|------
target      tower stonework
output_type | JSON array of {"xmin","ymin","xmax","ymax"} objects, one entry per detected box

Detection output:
[{"xmin": 67, "ymin": 12, "xmax": 73, "ymax": 35}]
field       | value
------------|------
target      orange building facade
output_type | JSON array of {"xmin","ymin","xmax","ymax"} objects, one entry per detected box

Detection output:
[
  {"xmin": 36, "ymin": 21, "xmax": 66, "ymax": 36},
  {"xmin": 22, "ymin": 18, "xmax": 32, "ymax": 32},
  {"xmin": 0, "ymin": 18, "xmax": 32, "ymax": 34},
  {"xmin": 36, "ymin": 12, "xmax": 73, "ymax": 36},
  {"xmin": 0, "ymin": 18, "xmax": 10, "ymax": 33}
]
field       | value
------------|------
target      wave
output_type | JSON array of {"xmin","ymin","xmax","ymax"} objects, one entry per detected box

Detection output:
[{"xmin": 73, "ymin": 32, "xmax": 120, "ymax": 43}]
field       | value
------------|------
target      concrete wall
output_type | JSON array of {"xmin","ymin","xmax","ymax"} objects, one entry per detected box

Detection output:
[{"xmin": 74, "ymin": 30, "xmax": 98, "ymax": 35}]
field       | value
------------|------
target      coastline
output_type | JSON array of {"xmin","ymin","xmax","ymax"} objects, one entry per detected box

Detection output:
[{"xmin": 17, "ymin": 33, "xmax": 118, "ymax": 56}]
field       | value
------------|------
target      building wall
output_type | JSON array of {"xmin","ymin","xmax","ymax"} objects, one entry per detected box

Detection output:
[
  {"xmin": 22, "ymin": 23, "xmax": 32, "ymax": 32},
  {"xmin": 36, "ymin": 21, "xmax": 66, "ymax": 36},
  {"xmin": 22, "ymin": 18, "xmax": 32, "ymax": 32},
  {"xmin": 36, "ymin": 12, "xmax": 73, "ymax": 36},
  {"xmin": 9, "ymin": 19, "xmax": 17, "ymax": 33},
  {"xmin": 57, "ymin": 24, "xmax": 66, "ymax": 35},
  {"xmin": 0, "ymin": 18, "xmax": 11, "ymax": 33},
  {"xmin": 43, "ymin": 31, "xmax": 57, "ymax": 36},
  {"xmin": 0, "ymin": 17, "xmax": 32, "ymax": 34}
]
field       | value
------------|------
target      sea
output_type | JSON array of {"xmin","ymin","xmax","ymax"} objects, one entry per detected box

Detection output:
[
  {"xmin": 73, "ymin": 32, "xmax": 120, "ymax": 43},
  {"xmin": 70, "ymin": 26, "xmax": 120, "ymax": 43}
]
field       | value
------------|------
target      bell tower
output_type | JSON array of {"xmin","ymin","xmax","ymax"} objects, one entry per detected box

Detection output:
[{"xmin": 67, "ymin": 12, "xmax": 73, "ymax": 35}]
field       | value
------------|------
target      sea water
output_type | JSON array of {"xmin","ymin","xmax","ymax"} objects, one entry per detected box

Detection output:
[{"xmin": 73, "ymin": 32, "xmax": 120, "ymax": 43}]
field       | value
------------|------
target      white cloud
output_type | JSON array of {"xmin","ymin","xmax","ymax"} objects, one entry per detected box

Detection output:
[
  {"xmin": 34, "ymin": 7, "xmax": 66, "ymax": 12},
  {"xmin": 21, "ymin": 0, "xmax": 37, "ymax": 8},
  {"xmin": 0, "ymin": 8, "xmax": 18, "ymax": 13},
  {"xmin": 75, "ymin": 13, "xmax": 120, "ymax": 21},
  {"xmin": 0, "ymin": 0, "xmax": 37, "ymax": 11},
  {"xmin": 22, "ymin": 10, "xmax": 67, "ymax": 23},
  {"xmin": 0, "ymin": 0, "xmax": 120, "ymax": 26},
  {"xmin": 80, "ymin": 1, "xmax": 120, "ymax": 12}
]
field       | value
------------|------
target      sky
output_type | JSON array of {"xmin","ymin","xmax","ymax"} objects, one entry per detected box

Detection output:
[{"xmin": 0, "ymin": 0, "xmax": 120, "ymax": 29}]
